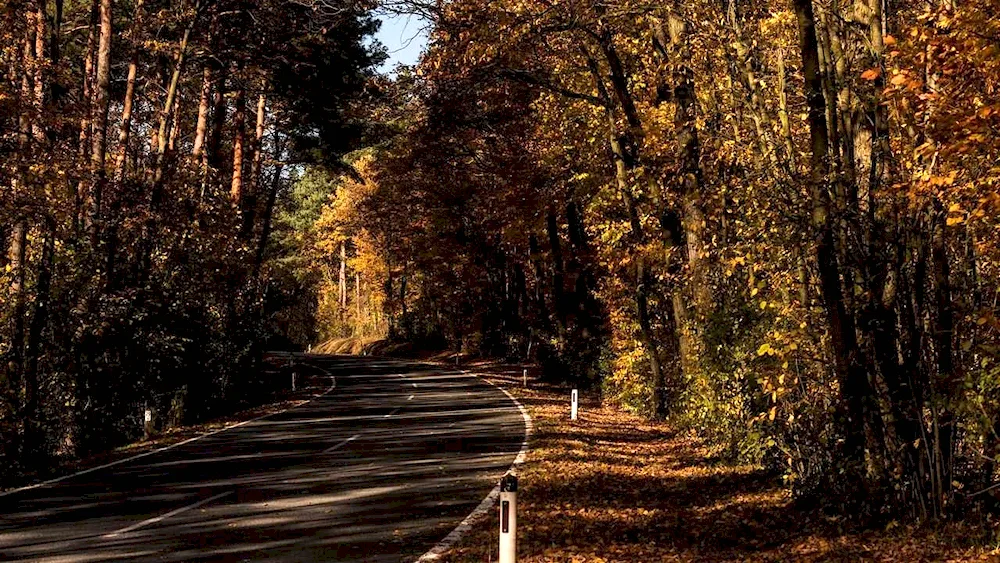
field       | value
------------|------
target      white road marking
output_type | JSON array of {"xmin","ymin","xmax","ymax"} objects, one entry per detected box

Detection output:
[
  {"xmin": 383, "ymin": 408, "xmax": 401, "ymax": 418},
  {"xmin": 324, "ymin": 434, "xmax": 360, "ymax": 453},
  {"xmin": 103, "ymin": 491, "xmax": 233, "ymax": 538},
  {"xmin": 416, "ymin": 368, "xmax": 533, "ymax": 563},
  {"xmin": 0, "ymin": 373, "xmax": 337, "ymax": 499}
]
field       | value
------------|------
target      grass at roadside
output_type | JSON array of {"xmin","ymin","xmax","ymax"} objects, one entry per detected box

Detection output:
[{"xmin": 441, "ymin": 364, "xmax": 1000, "ymax": 563}]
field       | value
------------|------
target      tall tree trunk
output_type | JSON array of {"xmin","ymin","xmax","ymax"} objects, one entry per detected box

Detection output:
[
  {"xmin": 546, "ymin": 207, "xmax": 567, "ymax": 334},
  {"xmin": 355, "ymin": 272, "xmax": 361, "ymax": 334},
  {"xmin": 253, "ymin": 132, "xmax": 284, "ymax": 276},
  {"xmin": 8, "ymin": 22, "xmax": 34, "ymax": 404},
  {"xmin": 241, "ymin": 93, "xmax": 266, "ymax": 237},
  {"xmin": 608, "ymin": 119, "xmax": 670, "ymax": 418},
  {"xmin": 931, "ymin": 205, "xmax": 956, "ymax": 515},
  {"xmin": 229, "ymin": 86, "xmax": 246, "ymax": 204},
  {"xmin": 791, "ymin": 0, "xmax": 869, "ymax": 474},
  {"xmin": 6, "ymin": 221, "xmax": 28, "ymax": 408},
  {"xmin": 87, "ymin": 0, "xmax": 112, "ymax": 235},
  {"xmin": 665, "ymin": 10, "xmax": 711, "ymax": 318},
  {"xmin": 192, "ymin": 65, "xmax": 212, "ymax": 159},
  {"xmin": 585, "ymin": 43, "xmax": 678, "ymax": 418},
  {"xmin": 111, "ymin": 0, "xmax": 145, "ymax": 187},
  {"xmin": 78, "ymin": 2, "xmax": 96, "ymax": 162},
  {"xmin": 150, "ymin": 0, "xmax": 200, "ymax": 203},
  {"xmin": 339, "ymin": 241, "xmax": 348, "ymax": 314},
  {"xmin": 207, "ymin": 66, "xmax": 227, "ymax": 170},
  {"xmin": 777, "ymin": 49, "xmax": 797, "ymax": 172},
  {"xmin": 22, "ymin": 221, "xmax": 54, "ymax": 461}
]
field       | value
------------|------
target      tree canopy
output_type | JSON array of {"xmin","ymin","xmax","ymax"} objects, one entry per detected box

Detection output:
[
  {"xmin": 4, "ymin": 0, "xmax": 1000, "ymax": 525},
  {"xmin": 304, "ymin": 0, "xmax": 1000, "ymax": 520}
]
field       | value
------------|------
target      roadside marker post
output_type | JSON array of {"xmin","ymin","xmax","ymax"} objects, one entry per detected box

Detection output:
[
  {"xmin": 523, "ymin": 369, "xmax": 527, "ymax": 387},
  {"xmin": 499, "ymin": 474, "xmax": 518, "ymax": 563},
  {"xmin": 571, "ymin": 389, "xmax": 578, "ymax": 421},
  {"xmin": 143, "ymin": 408, "xmax": 154, "ymax": 440}
]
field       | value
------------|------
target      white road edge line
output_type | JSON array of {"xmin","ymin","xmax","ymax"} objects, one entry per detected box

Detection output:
[
  {"xmin": 416, "ymin": 367, "xmax": 533, "ymax": 563},
  {"xmin": 102, "ymin": 491, "xmax": 233, "ymax": 538},
  {"xmin": 324, "ymin": 434, "xmax": 360, "ymax": 453},
  {"xmin": 0, "ymin": 371, "xmax": 337, "ymax": 499}
]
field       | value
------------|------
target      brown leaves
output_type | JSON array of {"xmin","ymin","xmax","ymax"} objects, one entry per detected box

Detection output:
[
  {"xmin": 436, "ymin": 374, "xmax": 1000, "ymax": 562},
  {"xmin": 861, "ymin": 67, "xmax": 882, "ymax": 81}
]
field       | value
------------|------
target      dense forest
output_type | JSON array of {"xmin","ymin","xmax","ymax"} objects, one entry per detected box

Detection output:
[
  {"xmin": 0, "ymin": 0, "xmax": 382, "ymax": 482},
  {"xmin": 4, "ymin": 0, "xmax": 1000, "ymax": 529},
  {"xmin": 304, "ymin": 0, "xmax": 1000, "ymax": 522}
]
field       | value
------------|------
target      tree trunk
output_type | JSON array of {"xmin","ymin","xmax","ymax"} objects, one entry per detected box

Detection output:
[
  {"xmin": 931, "ymin": 205, "xmax": 956, "ymax": 515},
  {"xmin": 241, "ymin": 93, "xmax": 266, "ymax": 237},
  {"xmin": 87, "ymin": 0, "xmax": 112, "ymax": 234},
  {"xmin": 111, "ymin": 0, "xmax": 145, "ymax": 187},
  {"xmin": 22, "ymin": 221, "xmax": 54, "ymax": 461},
  {"xmin": 192, "ymin": 65, "xmax": 212, "ymax": 159},
  {"xmin": 253, "ymin": 132, "xmax": 284, "ymax": 276},
  {"xmin": 6, "ymin": 221, "xmax": 28, "ymax": 401},
  {"xmin": 340, "ymin": 241, "xmax": 348, "ymax": 314},
  {"xmin": 665, "ymin": 10, "xmax": 711, "ymax": 318},
  {"xmin": 230, "ymin": 87, "xmax": 246, "ymax": 205},
  {"xmin": 546, "ymin": 207, "xmax": 567, "ymax": 334},
  {"xmin": 78, "ymin": 2, "xmax": 96, "ymax": 160},
  {"xmin": 608, "ymin": 117, "xmax": 670, "ymax": 418},
  {"xmin": 207, "ymin": 67, "xmax": 227, "ymax": 170},
  {"xmin": 777, "ymin": 50, "xmax": 796, "ymax": 171},
  {"xmin": 150, "ymin": 0, "xmax": 200, "ymax": 202},
  {"xmin": 355, "ymin": 272, "xmax": 361, "ymax": 335},
  {"xmin": 791, "ymin": 0, "xmax": 869, "ymax": 474}
]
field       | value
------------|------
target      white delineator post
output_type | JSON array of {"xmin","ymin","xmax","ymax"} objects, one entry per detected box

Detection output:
[
  {"xmin": 499, "ymin": 474, "xmax": 518, "ymax": 563},
  {"xmin": 571, "ymin": 389, "xmax": 578, "ymax": 421},
  {"xmin": 523, "ymin": 369, "xmax": 527, "ymax": 387}
]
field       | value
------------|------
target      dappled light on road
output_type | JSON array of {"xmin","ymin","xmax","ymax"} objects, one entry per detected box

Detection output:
[{"xmin": 0, "ymin": 358, "xmax": 524, "ymax": 562}]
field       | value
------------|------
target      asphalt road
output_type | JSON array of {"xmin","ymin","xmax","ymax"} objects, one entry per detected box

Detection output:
[{"xmin": 0, "ymin": 356, "xmax": 526, "ymax": 562}]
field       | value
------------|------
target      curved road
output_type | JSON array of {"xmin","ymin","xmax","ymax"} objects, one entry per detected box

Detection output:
[{"xmin": 0, "ymin": 356, "xmax": 526, "ymax": 562}]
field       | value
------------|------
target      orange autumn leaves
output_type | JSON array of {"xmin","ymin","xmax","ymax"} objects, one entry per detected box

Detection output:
[{"xmin": 437, "ymin": 368, "xmax": 999, "ymax": 562}]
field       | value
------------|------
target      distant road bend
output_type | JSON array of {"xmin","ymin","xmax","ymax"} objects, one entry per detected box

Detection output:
[{"xmin": 0, "ymin": 356, "xmax": 527, "ymax": 562}]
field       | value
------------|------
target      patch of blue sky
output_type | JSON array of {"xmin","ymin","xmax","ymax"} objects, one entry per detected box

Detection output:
[{"xmin": 372, "ymin": 13, "xmax": 430, "ymax": 74}]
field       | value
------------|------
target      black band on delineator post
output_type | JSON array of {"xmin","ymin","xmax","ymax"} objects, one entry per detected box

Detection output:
[{"xmin": 500, "ymin": 474, "xmax": 518, "ymax": 492}]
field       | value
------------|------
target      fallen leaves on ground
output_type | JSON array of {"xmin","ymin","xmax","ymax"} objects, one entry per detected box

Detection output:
[{"xmin": 436, "ymin": 364, "xmax": 1000, "ymax": 563}]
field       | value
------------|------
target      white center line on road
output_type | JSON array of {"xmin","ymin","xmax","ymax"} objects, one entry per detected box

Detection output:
[
  {"xmin": 383, "ymin": 407, "xmax": 401, "ymax": 418},
  {"xmin": 324, "ymin": 434, "xmax": 360, "ymax": 453},
  {"xmin": 103, "ymin": 491, "xmax": 233, "ymax": 538}
]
